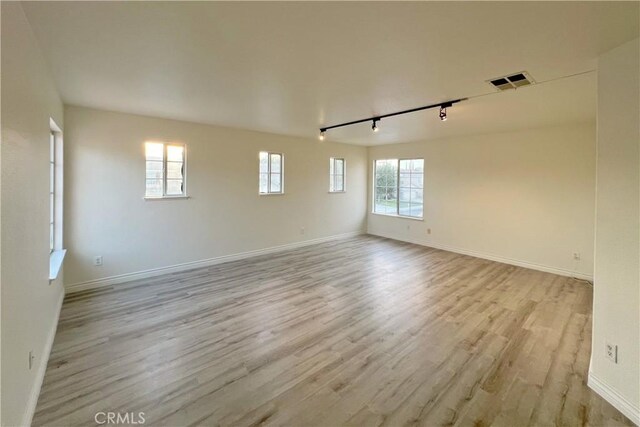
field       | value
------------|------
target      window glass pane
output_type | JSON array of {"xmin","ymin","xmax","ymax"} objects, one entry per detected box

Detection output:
[
  {"xmin": 167, "ymin": 145, "xmax": 183, "ymax": 162},
  {"xmin": 259, "ymin": 152, "xmax": 269, "ymax": 174},
  {"xmin": 374, "ymin": 188, "xmax": 386, "ymax": 213},
  {"xmin": 399, "ymin": 173, "xmax": 410, "ymax": 188},
  {"xmin": 329, "ymin": 158, "xmax": 335, "ymax": 175},
  {"xmin": 330, "ymin": 175, "xmax": 335, "ymax": 192},
  {"xmin": 50, "ymin": 133, "xmax": 55, "ymax": 162},
  {"xmin": 335, "ymin": 177, "xmax": 344, "ymax": 192},
  {"xmin": 411, "ymin": 159, "xmax": 424, "ymax": 172},
  {"xmin": 383, "ymin": 186, "xmax": 397, "ymax": 214},
  {"xmin": 410, "ymin": 203, "xmax": 423, "ymax": 218},
  {"xmin": 145, "ymin": 142, "xmax": 164, "ymax": 161},
  {"xmin": 412, "ymin": 188, "xmax": 423, "ymax": 203},
  {"xmin": 167, "ymin": 162, "xmax": 183, "ymax": 179},
  {"xmin": 146, "ymin": 179, "xmax": 163, "ymax": 197},
  {"xmin": 50, "ymin": 193, "xmax": 55, "ymax": 223},
  {"xmin": 259, "ymin": 173, "xmax": 269, "ymax": 193},
  {"xmin": 399, "ymin": 188, "xmax": 410, "ymax": 203},
  {"xmin": 270, "ymin": 173, "xmax": 281, "ymax": 192},
  {"xmin": 336, "ymin": 159, "xmax": 344, "ymax": 174},
  {"xmin": 399, "ymin": 159, "xmax": 411, "ymax": 172},
  {"xmin": 166, "ymin": 179, "xmax": 183, "ymax": 195},
  {"xmin": 270, "ymin": 154, "xmax": 281, "ymax": 173},
  {"xmin": 146, "ymin": 161, "xmax": 163, "ymax": 179},
  {"xmin": 50, "ymin": 164, "xmax": 55, "ymax": 193},
  {"xmin": 410, "ymin": 174, "xmax": 423, "ymax": 189},
  {"xmin": 399, "ymin": 200, "xmax": 411, "ymax": 217}
]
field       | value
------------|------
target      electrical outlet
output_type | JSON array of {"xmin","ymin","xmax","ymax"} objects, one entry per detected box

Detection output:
[
  {"xmin": 427, "ymin": 228, "xmax": 431, "ymax": 235},
  {"xmin": 300, "ymin": 227, "xmax": 305, "ymax": 235},
  {"xmin": 573, "ymin": 252, "xmax": 581, "ymax": 260},
  {"xmin": 29, "ymin": 351, "xmax": 35, "ymax": 370},
  {"xmin": 94, "ymin": 256, "xmax": 103, "ymax": 266},
  {"xmin": 605, "ymin": 342, "xmax": 617, "ymax": 363}
]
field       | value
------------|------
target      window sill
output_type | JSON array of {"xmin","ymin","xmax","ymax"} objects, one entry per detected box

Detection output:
[
  {"xmin": 259, "ymin": 193, "xmax": 285, "ymax": 196},
  {"xmin": 49, "ymin": 249, "xmax": 67, "ymax": 281},
  {"xmin": 329, "ymin": 191, "xmax": 346, "ymax": 194},
  {"xmin": 370, "ymin": 212, "xmax": 424, "ymax": 221},
  {"xmin": 144, "ymin": 196, "xmax": 190, "ymax": 201}
]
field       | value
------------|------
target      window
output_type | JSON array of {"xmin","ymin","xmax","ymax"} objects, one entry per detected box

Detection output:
[
  {"xmin": 374, "ymin": 158, "xmax": 424, "ymax": 218},
  {"xmin": 49, "ymin": 119, "xmax": 66, "ymax": 281},
  {"xmin": 49, "ymin": 131, "xmax": 56, "ymax": 252},
  {"xmin": 259, "ymin": 152, "xmax": 284, "ymax": 194},
  {"xmin": 329, "ymin": 157, "xmax": 345, "ymax": 192},
  {"xmin": 145, "ymin": 142, "xmax": 186, "ymax": 198}
]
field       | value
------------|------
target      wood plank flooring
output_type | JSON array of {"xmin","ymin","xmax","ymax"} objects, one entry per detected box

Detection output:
[{"xmin": 33, "ymin": 235, "xmax": 633, "ymax": 426}]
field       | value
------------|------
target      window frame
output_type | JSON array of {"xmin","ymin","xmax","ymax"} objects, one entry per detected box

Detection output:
[
  {"xmin": 329, "ymin": 157, "xmax": 346, "ymax": 193},
  {"xmin": 259, "ymin": 151, "xmax": 285, "ymax": 195},
  {"xmin": 144, "ymin": 142, "xmax": 188, "ymax": 200},
  {"xmin": 49, "ymin": 130, "xmax": 56, "ymax": 253},
  {"xmin": 372, "ymin": 158, "xmax": 424, "ymax": 220},
  {"xmin": 49, "ymin": 118, "xmax": 66, "ymax": 281}
]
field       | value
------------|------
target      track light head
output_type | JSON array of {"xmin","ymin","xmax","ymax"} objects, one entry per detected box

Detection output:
[
  {"xmin": 439, "ymin": 106, "xmax": 447, "ymax": 121},
  {"xmin": 319, "ymin": 130, "xmax": 325, "ymax": 141},
  {"xmin": 372, "ymin": 120, "xmax": 379, "ymax": 132}
]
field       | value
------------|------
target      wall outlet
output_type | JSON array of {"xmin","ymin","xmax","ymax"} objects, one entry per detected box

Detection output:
[
  {"xmin": 94, "ymin": 256, "xmax": 103, "ymax": 266},
  {"xmin": 427, "ymin": 228, "xmax": 432, "ymax": 235},
  {"xmin": 406, "ymin": 224, "xmax": 410, "ymax": 231},
  {"xmin": 300, "ymin": 227, "xmax": 305, "ymax": 235},
  {"xmin": 605, "ymin": 342, "xmax": 617, "ymax": 363},
  {"xmin": 29, "ymin": 351, "xmax": 35, "ymax": 370},
  {"xmin": 573, "ymin": 252, "xmax": 581, "ymax": 260}
]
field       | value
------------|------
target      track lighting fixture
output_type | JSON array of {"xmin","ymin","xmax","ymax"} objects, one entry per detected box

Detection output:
[
  {"xmin": 439, "ymin": 106, "xmax": 447, "ymax": 121},
  {"xmin": 318, "ymin": 98, "xmax": 465, "ymax": 138}
]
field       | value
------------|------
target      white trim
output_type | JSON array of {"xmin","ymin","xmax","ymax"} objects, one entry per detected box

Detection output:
[
  {"xmin": 143, "ymin": 196, "xmax": 190, "ymax": 201},
  {"xmin": 22, "ymin": 288, "xmax": 65, "ymax": 427},
  {"xmin": 49, "ymin": 249, "xmax": 67, "ymax": 281},
  {"xmin": 588, "ymin": 372, "xmax": 640, "ymax": 425},
  {"xmin": 65, "ymin": 231, "xmax": 365, "ymax": 294},
  {"xmin": 367, "ymin": 231, "xmax": 593, "ymax": 281},
  {"xmin": 370, "ymin": 212, "xmax": 424, "ymax": 222}
]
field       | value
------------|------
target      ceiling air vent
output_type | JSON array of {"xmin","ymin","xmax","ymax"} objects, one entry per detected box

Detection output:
[{"xmin": 488, "ymin": 71, "xmax": 535, "ymax": 91}]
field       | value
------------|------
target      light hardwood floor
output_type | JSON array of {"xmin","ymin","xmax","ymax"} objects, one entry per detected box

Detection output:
[{"xmin": 34, "ymin": 235, "xmax": 633, "ymax": 426}]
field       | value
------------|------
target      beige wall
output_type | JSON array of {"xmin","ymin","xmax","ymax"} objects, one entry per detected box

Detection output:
[
  {"xmin": 1, "ymin": 3, "xmax": 65, "ymax": 426},
  {"xmin": 63, "ymin": 106, "xmax": 368, "ymax": 287},
  {"xmin": 590, "ymin": 38, "xmax": 639, "ymax": 423},
  {"xmin": 367, "ymin": 122, "xmax": 596, "ymax": 279}
]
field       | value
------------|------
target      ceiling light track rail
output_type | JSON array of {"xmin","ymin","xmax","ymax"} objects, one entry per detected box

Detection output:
[{"xmin": 319, "ymin": 97, "xmax": 467, "ymax": 138}]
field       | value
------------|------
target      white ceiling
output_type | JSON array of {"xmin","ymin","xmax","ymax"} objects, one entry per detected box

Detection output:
[{"xmin": 22, "ymin": 1, "xmax": 639, "ymax": 146}]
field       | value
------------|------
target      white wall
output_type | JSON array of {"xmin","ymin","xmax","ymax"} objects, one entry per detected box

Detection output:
[
  {"xmin": 63, "ymin": 106, "xmax": 367, "ymax": 288},
  {"xmin": 1, "ymin": 3, "xmax": 65, "ymax": 426},
  {"xmin": 589, "ymin": 38, "xmax": 639, "ymax": 424},
  {"xmin": 367, "ymin": 122, "xmax": 596, "ymax": 279}
]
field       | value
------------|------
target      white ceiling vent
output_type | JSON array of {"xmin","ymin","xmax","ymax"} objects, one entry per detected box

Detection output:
[{"xmin": 488, "ymin": 72, "xmax": 535, "ymax": 91}]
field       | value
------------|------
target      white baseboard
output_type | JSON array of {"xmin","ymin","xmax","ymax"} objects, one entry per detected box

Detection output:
[
  {"xmin": 588, "ymin": 372, "xmax": 640, "ymax": 425},
  {"xmin": 65, "ymin": 231, "xmax": 365, "ymax": 294},
  {"xmin": 21, "ymin": 287, "xmax": 65, "ymax": 427},
  {"xmin": 367, "ymin": 230, "xmax": 593, "ymax": 281}
]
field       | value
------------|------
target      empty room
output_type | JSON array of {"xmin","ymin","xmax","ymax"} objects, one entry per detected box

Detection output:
[{"xmin": 2, "ymin": 1, "xmax": 639, "ymax": 426}]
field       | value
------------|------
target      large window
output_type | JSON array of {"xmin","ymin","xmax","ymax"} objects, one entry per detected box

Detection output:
[
  {"xmin": 145, "ymin": 142, "xmax": 186, "ymax": 198},
  {"xmin": 259, "ymin": 152, "xmax": 284, "ymax": 194},
  {"xmin": 374, "ymin": 158, "xmax": 424, "ymax": 218},
  {"xmin": 329, "ymin": 157, "xmax": 345, "ymax": 192}
]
